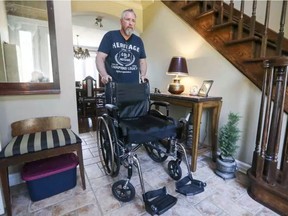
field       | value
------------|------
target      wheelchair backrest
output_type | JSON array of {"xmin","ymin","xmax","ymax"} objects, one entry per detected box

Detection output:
[{"xmin": 105, "ymin": 82, "xmax": 150, "ymax": 118}]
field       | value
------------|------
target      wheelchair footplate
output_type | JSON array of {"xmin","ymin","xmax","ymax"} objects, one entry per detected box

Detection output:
[
  {"xmin": 175, "ymin": 175, "xmax": 207, "ymax": 196},
  {"xmin": 143, "ymin": 187, "xmax": 177, "ymax": 215}
]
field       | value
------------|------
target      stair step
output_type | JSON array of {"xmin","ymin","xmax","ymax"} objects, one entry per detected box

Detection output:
[
  {"xmin": 195, "ymin": 9, "xmax": 215, "ymax": 20},
  {"xmin": 225, "ymin": 36, "xmax": 261, "ymax": 46},
  {"xmin": 210, "ymin": 21, "xmax": 237, "ymax": 31},
  {"xmin": 209, "ymin": 21, "xmax": 238, "ymax": 41}
]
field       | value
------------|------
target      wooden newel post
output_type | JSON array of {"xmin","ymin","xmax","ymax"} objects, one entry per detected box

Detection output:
[
  {"xmin": 263, "ymin": 58, "xmax": 288, "ymax": 184},
  {"xmin": 248, "ymin": 57, "xmax": 288, "ymax": 215}
]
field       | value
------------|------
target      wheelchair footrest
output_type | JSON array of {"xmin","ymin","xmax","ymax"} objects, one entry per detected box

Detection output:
[
  {"xmin": 143, "ymin": 187, "xmax": 177, "ymax": 215},
  {"xmin": 175, "ymin": 175, "xmax": 206, "ymax": 196}
]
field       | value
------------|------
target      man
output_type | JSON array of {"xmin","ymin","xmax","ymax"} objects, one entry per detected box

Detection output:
[{"xmin": 96, "ymin": 9, "xmax": 147, "ymax": 84}]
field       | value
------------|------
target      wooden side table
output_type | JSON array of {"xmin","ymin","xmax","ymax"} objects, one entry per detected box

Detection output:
[{"xmin": 150, "ymin": 93, "xmax": 222, "ymax": 172}]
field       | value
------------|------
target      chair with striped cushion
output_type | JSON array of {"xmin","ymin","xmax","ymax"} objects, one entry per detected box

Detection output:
[{"xmin": 0, "ymin": 116, "xmax": 86, "ymax": 216}]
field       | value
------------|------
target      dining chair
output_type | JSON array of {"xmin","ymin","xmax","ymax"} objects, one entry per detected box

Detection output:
[{"xmin": 81, "ymin": 76, "xmax": 97, "ymax": 117}]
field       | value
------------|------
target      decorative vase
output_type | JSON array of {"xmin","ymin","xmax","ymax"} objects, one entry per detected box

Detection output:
[{"xmin": 215, "ymin": 156, "xmax": 237, "ymax": 180}]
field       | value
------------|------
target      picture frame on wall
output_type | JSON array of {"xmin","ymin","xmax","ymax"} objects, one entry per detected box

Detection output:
[{"xmin": 198, "ymin": 80, "xmax": 214, "ymax": 97}]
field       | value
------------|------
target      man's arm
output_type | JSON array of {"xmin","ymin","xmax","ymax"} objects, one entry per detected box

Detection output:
[
  {"xmin": 96, "ymin": 51, "xmax": 112, "ymax": 84},
  {"xmin": 139, "ymin": 58, "xmax": 147, "ymax": 82}
]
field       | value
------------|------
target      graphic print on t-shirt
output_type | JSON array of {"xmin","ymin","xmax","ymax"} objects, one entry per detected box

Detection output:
[
  {"xmin": 115, "ymin": 49, "xmax": 135, "ymax": 67},
  {"xmin": 111, "ymin": 42, "xmax": 141, "ymax": 75}
]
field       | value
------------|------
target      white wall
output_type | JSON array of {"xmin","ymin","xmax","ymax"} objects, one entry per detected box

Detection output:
[
  {"xmin": 142, "ymin": 2, "xmax": 265, "ymax": 164},
  {"xmin": 0, "ymin": 0, "xmax": 78, "ymax": 152}
]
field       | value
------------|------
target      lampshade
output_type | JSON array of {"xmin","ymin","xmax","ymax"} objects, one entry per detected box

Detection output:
[
  {"xmin": 167, "ymin": 56, "xmax": 188, "ymax": 76},
  {"xmin": 167, "ymin": 57, "xmax": 188, "ymax": 94}
]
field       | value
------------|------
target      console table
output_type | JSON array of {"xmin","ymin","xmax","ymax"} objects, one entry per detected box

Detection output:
[{"xmin": 150, "ymin": 93, "xmax": 222, "ymax": 172}]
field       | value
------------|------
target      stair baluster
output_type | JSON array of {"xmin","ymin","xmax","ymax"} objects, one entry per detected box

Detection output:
[
  {"xmin": 228, "ymin": 0, "xmax": 234, "ymax": 23},
  {"xmin": 260, "ymin": 0, "xmax": 271, "ymax": 57},
  {"xmin": 276, "ymin": 0, "xmax": 287, "ymax": 56},
  {"xmin": 237, "ymin": 0, "xmax": 244, "ymax": 39},
  {"xmin": 251, "ymin": 60, "xmax": 269, "ymax": 178},
  {"xmin": 249, "ymin": 0, "xmax": 257, "ymax": 37},
  {"xmin": 217, "ymin": 0, "xmax": 224, "ymax": 24},
  {"xmin": 282, "ymin": 122, "xmax": 288, "ymax": 186},
  {"xmin": 258, "ymin": 60, "xmax": 274, "ymax": 178}
]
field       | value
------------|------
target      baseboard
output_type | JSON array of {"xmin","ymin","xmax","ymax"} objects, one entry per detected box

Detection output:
[{"xmin": 236, "ymin": 159, "xmax": 251, "ymax": 174}]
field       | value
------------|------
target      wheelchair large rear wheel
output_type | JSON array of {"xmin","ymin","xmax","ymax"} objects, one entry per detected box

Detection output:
[
  {"xmin": 97, "ymin": 116, "xmax": 120, "ymax": 177},
  {"xmin": 112, "ymin": 180, "xmax": 135, "ymax": 202},
  {"xmin": 145, "ymin": 140, "xmax": 168, "ymax": 162}
]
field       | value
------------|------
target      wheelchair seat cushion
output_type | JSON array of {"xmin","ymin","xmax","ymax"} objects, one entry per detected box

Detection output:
[{"xmin": 119, "ymin": 115, "xmax": 177, "ymax": 143}]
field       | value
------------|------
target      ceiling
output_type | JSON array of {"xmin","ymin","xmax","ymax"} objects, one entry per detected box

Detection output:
[{"xmin": 72, "ymin": 0, "xmax": 155, "ymax": 48}]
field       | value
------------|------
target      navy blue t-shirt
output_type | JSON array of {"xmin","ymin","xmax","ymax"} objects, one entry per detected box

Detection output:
[{"xmin": 98, "ymin": 30, "xmax": 146, "ymax": 83}]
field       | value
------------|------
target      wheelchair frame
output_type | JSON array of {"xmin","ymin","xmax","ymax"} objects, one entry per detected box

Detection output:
[{"xmin": 96, "ymin": 82, "xmax": 206, "ymax": 215}]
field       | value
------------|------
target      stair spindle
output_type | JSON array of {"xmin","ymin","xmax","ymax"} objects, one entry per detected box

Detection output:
[
  {"xmin": 256, "ymin": 62, "xmax": 274, "ymax": 179},
  {"xmin": 249, "ymin": 0, "xmax": 257, "ymax": 37},
  {"xmin": 260, "ymin": 0, "xmax": 271, "ymax": 57},
  {"xmin": 216, "ymin": 0, "xmax": 224, "ymax": 24},
  {"xmin": 282, "ymin": 120, "xmax": 288, "ymax": 186},
  {"xmin": 251, "ymin": 60, "xmax": 268, "ymax": 177},
  {"xmin": 228, "ymin": 0, "xmax": 234, "ymax": 22},
  {"xmin": 276, "ymin": 0, "xmax": 287, "ymax": 56},
  {"xmin": 237, "ymin": 0, "xmax": 245, "ymax": 39},
  {"xmin": 202, "ymin": 0, "xmax": 208, "ymax": 13},
  {"xmin": 272, "ymin": 65, "xmax": 287, "ymax": 159}
]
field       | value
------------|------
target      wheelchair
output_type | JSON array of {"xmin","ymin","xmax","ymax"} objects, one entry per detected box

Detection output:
[{"xmin": 97, "ymin": 81, "xmax": 206, "ymax": 215}]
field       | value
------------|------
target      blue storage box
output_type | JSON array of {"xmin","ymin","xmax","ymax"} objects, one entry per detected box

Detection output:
[{"xmin": 21, "ymin": 153, "xmax": 79, "ymax": 201}]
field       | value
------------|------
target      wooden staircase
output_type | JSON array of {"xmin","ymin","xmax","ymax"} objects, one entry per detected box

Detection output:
[
  {"xmin": 161, "ymin": 1, "xmax": 288, "ymax": 215},
  {"xmin": 162, "ymin": 0, "xmax": 288, "ymax": 112}
]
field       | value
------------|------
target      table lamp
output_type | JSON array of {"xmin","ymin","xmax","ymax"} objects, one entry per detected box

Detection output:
[{"xmin": 167, "ymin": 56, "xmax": 188, "ymax": 94}]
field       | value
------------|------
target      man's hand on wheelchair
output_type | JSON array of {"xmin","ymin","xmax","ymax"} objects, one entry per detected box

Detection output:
[
  {"xmin": 141, "ymin": 75, "xmax": 149, "ymax": 83},
  {"xmin": 101, "ymin": 75, "xmax": 112, "ymax": 84}
]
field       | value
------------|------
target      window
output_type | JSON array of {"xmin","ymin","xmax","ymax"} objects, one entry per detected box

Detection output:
[
  {"xmin": 7, "ymin": 15, "xmax": 52, "ymax": 82},
  {"xmin": 19, "ymin": 30, "xmax": 34, "ymax": 82},
  {"xmin": 74, "ymin": 51, "xmax": 100, "ymax": 87}
]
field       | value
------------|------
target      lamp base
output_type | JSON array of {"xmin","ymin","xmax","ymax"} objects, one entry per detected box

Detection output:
[{"xmin": 168, "ymin": 83, "xmax": 184, "ymax": 94}]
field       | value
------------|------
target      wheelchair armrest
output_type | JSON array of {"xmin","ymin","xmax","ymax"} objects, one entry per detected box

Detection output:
[
  {"xmin": 150, "ymin": 101, "xmax": 170, "ymax": 116},
  {"xmin": 105, "ymin": 104, "xmax": 118, "ymax": 111},
  {"xmin": 105, "ymin": 104, "xmax": 119, "ymax": 119},
  {"xmin": 151, "ymin": 101, "xmax": 170, "ymax": 108}
]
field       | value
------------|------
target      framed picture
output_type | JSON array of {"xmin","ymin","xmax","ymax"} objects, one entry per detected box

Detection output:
[{"xmin": 198, "ymin": 80, "xmax": 214, "ymax": 97}]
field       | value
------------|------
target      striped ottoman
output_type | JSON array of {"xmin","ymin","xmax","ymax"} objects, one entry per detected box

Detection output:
[
  {"xmin": 0, "ymin": 128, "xmax": 81, "ymax": 158},
  {"xmin": 0, "ymin": 123, "xmax": 86, "ymax": 216}
]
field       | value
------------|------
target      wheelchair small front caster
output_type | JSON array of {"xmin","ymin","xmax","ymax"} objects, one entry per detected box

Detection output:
[
  {"xmin": 112, "ymin": 180, "xmax": 135, "ymax": 202},
  {"xmin": 168, "ymin": 160, "xmax": 182, "ymax": 180}
]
